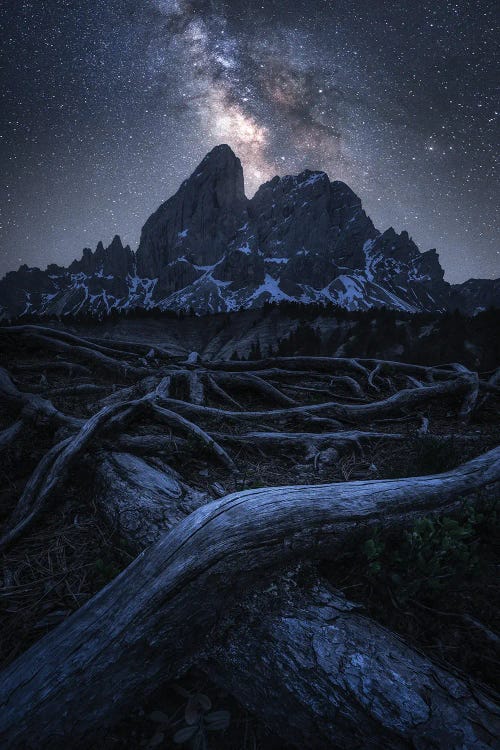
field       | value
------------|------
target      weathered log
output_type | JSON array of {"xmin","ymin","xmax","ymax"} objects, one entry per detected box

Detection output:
[
  {"xmin": 207, "ymin": 578, "xmax": 500, "ymax": 750},
  {"xmin": 96, "ymin": 448, "xmax": 500, "ymax": 749},
  {"xmin": 0, "ymin": 447, "xmax": 499, "ymax": 748}
]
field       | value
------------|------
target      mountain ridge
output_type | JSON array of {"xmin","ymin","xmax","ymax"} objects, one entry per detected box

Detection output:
[{"xmin": 1, "ymin": 144, "xmax": 498, "ymax": 319}]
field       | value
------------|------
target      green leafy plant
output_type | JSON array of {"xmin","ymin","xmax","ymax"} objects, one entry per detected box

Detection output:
[
  {"xmin": 146, "ymin": 710, "xmax": 171, "ymax": 748},
  {"xmin": 363, "ymin": 531, "xmax": 385, "ymax": 576},
  {"xmin": 147, "ymin": 689, "xmax": 231, "ymax": 749},
  {"xmin": 363, "ymin": 499, "xmax": 497, "ymax": 605},
  {"xmin": 173, "ymin": 693, "xmax": 230, "ymax": 749}
]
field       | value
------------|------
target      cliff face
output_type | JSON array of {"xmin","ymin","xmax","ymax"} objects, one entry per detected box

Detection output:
[
  {"xmin": 1, "ymin": 144, "xmax": 497, "ymax": 319},
  {"xmin": 136, "ymin": 144, "xmax": 248, "ymax": 279}
]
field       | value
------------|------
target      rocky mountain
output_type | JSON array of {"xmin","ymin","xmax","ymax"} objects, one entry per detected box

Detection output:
[
  {"xmin": 1, "ymin": 144, "xmax": 498, "ymax": 319},
  {"xmin": 448, "ymin": 278, "xmax": 500, "ymax": 317}
]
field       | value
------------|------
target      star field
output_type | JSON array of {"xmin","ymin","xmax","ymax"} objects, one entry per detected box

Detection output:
[{"xmin": 1, "ymin": 0, "xmax": 498, "ymax": 282}]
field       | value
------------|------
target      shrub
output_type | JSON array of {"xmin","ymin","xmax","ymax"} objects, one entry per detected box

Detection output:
[{"xmin": 363, "ymin": 499, "xmax": 497, "ymax": 604}]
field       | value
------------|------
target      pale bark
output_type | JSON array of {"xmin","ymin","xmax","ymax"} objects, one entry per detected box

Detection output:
[{"xmin": 207, "ymin": 579, "xmax": 500, "ymax": 750}]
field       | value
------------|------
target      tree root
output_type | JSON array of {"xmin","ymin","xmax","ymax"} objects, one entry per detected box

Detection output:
[
  {"xmin": 206, "ymin": 374, "xmax": 243, "ymax": 409},
  {"xmin": 329, "ymin": 374, "xmax": 366, "ymax": 398},
  {"xmin": 1, "ymin": 366, "xmax": 82, "ymax": 430},
  {"xmin": 0, "ymin": 421, "xmax": 23, "ymax": 453},
  {"xmin": 212, "ymin": 371, "xmax": 297, "ymax": 406},
  {"xmin": 157, "ymin": 377, "xmax": 471, "ymax": 425},
  {"xmin": 148, "ymin": 402, "xmax": 237, "ymax": 471},
  {"xmin": 0, "ymin": 328, "xmax": 150, "ymax": 378},
  {"xmin": 213, "ymin": 429, "xmax": 404, "ymax": 454},
  {"xmin": 0, "ymin": 399, "xmax": 147, "ymax": 551},
  {"xmin": 0, "ymin": 328, "xmax": 498, "ymax": 749}
]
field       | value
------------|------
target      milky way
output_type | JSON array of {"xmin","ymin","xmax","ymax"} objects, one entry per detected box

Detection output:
[{"xmin": 1, "ymin": 0, "xmax": 498, "ymax": 282}]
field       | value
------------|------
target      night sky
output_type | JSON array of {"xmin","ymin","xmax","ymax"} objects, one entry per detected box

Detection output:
[{"xmin": 1, "ymin": 0, "xmax": 498, "ymax": 282}]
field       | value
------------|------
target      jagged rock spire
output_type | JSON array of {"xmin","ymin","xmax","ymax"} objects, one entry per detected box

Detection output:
[{"xmin": 0, "ymin": 145, "xmax": 498, "ymax": 319}]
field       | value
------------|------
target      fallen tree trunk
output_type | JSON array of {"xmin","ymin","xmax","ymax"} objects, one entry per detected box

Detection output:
[
  {"xmin": 98, "ymin": 453, "xmax": 500, "ymax": 749},
  {"xmin": 0, "ymin": 447, "xmax": 499, "ymax": 748},
  {"xmin": 207, "ymin": 578, "xmax": 500, "ymax": 750}
]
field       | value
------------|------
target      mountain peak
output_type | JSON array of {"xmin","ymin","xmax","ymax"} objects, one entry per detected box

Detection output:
[
  {"xmin": 109, "ymin": 234, "xmax": 124, "ymax": 249},
  {"xmin": 191, "ymin": 143, "xmax": 245, "ymax": 198},
  {"xmin": 136, "ymin": 145, "xmax": 247, "ymax": 276},
  {"xmin": 1, "ymin": 144, "xmax": 498, "ymax": 319},
  {"xmin": 193, "ymin": 144, "xmax": 244, "ymax": 188},
  {"xmin": 201, "ymin": 143, "xmax": 238, "ymax": 163}
]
